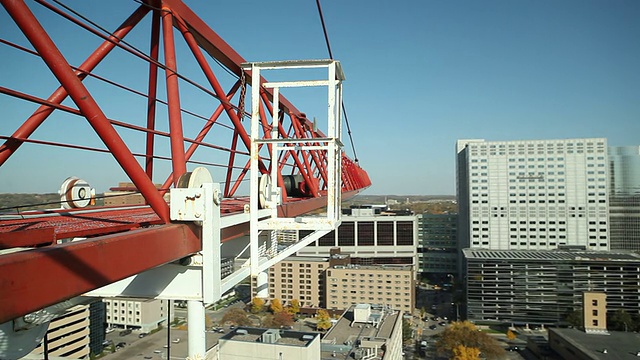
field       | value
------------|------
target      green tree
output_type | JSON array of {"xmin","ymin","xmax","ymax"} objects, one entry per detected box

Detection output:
[
  {"xmin": 250, "ymin": 297, "xmax": 265, "ymax": 314},
  {"xmin": 420, "ymin": 307, "xmax": 426, "ymax": 320},
  {"xmin": 316, "ymin": 309, "xmax": 332, "ymax": 331},
  {"xmin": 269, "ymin": 298, "xmax": 284, "ymax": 313},
  {"xmin": 565, "ymin": 308, "xmax": 583, "ymax": 328},
  {"xmin": 609, "ymin": 309, "xmax": 633, "ymax": 331},
  {"xmin": 222, "ymin": 308, "xmax": 252, "ymax": 326},
  {"xmin": 452, "ymin": 345, "xmax": 481, "ymax": 360},
  {"xmin": 402, "ymin": 318, "xmax": 413, "ymax": 343},
  {"xmin": 435, "ymin": 321, "xmax": 505, "ymax": 360}
]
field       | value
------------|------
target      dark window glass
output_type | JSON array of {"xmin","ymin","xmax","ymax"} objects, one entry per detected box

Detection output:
[
  {"xmin": 377, "ymin": 222, "xmax": 394, "ymax": 245},
  {"xmin": 358, "ymin": 222, "xmax": 375, "ymax": 245}
]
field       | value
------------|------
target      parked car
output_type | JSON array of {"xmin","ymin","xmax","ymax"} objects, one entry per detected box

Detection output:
[
  {"xmin": 438, "ymin": 322, "xmax": 447, "ymax": 326},
  {"xmin": 115, "ymin": 342, "xmax": 126, "ymax": 348},
  {"xmin": 429, "ymin": 325, "xmax": 437, "ymax": 330},
  {"xmin": 172, "ymin": 338, "xmax": 180, "ymax": 344},
  {"xmin": 119, "ymin": 329, "xmax": 132, "ymax": 336},
  {"xmin": 139, "ymin": 332, "xmax": 148, "ymax": 338}
]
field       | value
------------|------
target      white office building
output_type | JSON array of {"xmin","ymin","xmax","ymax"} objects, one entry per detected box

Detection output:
[
  {"xmin": 456, "ymin": 138, "xmax": 610, "ymax": 251},
  {"xmin": 296, "ymin": 207, "xmax": 418, "ymax": 266}
]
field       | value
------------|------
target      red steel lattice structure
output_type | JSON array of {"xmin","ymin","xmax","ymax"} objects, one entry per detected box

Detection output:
[{"xmin": 0, "ymin": 0, "xmax": 370, "ymax": 324}]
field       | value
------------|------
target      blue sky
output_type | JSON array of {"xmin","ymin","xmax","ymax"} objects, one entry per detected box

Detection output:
[{"xmin": 1, "ymin": 0, "xmax": 639, "ymax": 196}]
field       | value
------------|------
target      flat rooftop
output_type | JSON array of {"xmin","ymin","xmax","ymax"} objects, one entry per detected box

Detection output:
[
  {"xmin": 220, "ymin": 327, "xmax": 319, "ymax": 347},
  {"xmin": 463, "ymin": 249, "xmax": 640, "ymax": 262},
  {"xmin": 321, "ymin": 305, "xmax": 400, "ymax": 358},
  {"xmin": 331, "ymin": 264, "xmax": 413, "ymax": 271},
  {"xmin": 550, "ymin": 328, "xmax": 640, "ymax": 359}
]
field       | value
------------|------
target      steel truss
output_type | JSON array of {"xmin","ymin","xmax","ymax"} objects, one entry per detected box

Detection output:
[{"xmin": 0, "ymin": 0, "xmax": 370, "ymax": 330}]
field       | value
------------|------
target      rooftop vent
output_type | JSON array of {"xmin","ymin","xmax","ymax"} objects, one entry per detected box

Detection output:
[{"xmin": 261, "ymin": 329, "xmax": 281, "ymax": 344}]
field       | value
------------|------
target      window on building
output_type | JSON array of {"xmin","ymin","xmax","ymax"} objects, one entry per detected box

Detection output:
[{"xmin": 358, "ymin": 222, "xmax": 375, "ymax": 245}]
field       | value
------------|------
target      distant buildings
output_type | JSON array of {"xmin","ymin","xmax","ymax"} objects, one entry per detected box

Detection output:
[
  {"xmin": 608, "ymin": 146, "xmax": 640, "ymax": 251},
  {"xmin": 296, "ymin": 206, "xmax": 418, "ymax": 266},
  {"xmin": 266, "ymin": 256, "xmax": 330, "ymax": 309},
  {"xmin": 103, "ymin": 297, "xmax": 170, "ymax": 332},
  {"xmin": 262, "ymin": 250, "xmax": 414, "ymax": 314},
  {"xmin": 27, "ymin": 305, "xmax": 91, "ymax": 359},
  {"xmin": 326, "ymin": 263, "xmax": 414, "ymax": 314},
  {"xmin": 464, "ymin": 249, "xmax": 640, "ymax": 325},
  {"xmin": 456, "ymin": 138, "xmax": 610, "ymax": 251},
  {"xmin": 417, "ymin": 213, "xmax": 458, "ymax": 279}
]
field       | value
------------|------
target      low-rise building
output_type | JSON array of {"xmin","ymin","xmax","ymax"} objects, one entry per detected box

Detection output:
[
  {"xmin": 326, "ymin": 264, "xmax": 414, "ymax": 314},
  {"xmin": 260, "ymin": 250, "xmax": 414, "ymax": 314},
  {"xmin": 217, "ymin": 327, "xmax": 321, "ymax": 360},
  {"xmin": 322, "ymin": 304, "xmax": 404, "ymax": 360},
  {"xmin": 104, "ymin": 297, "xmax": 169, "ymax": 332}
]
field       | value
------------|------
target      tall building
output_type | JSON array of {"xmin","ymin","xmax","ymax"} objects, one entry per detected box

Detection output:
[
  {"xmin": 418, "ymin": 213, "xmax": 458, "ymax": 279},
  {"xmin": 297, "ymin": 207, "xmax": 418, "ymax": 266},
  {"xmin": 608, "ymin": 146, "xmax": 640, "ymax": 251},
  {"xmin": 456, "ymin": 138, "xmax": 610, "ymax": 251}
]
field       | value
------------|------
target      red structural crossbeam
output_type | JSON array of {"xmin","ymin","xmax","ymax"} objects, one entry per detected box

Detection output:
[{"xmin": 0, "ymin": 0, "xmax": 371, "ymax": 323}]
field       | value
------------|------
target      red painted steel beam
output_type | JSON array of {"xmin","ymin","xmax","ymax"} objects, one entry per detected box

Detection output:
[
  {"xmin": 0, "ymin": 2, "xmax": 149, "ymax": 167},
  {"xmin": 160, "ymin": 82, "xmax": 241, "ymax": 194},
  {"xmin": 160, "ymin": 0, "xmax": 304, "ymax": 118},
  {"xmin": 145, "ymin": 5, "xmax": 161, "ymax": 179},
  {"xmin": 0, "ymin": 223, "xmax": 201, "ymax": 324},
  {"xmin": 1, "ymin": 0, "xmax": 170, "ymax": 222},
  {"xmin": 162, "ymin": 7, "xmax": 187, "ymax": 185}
]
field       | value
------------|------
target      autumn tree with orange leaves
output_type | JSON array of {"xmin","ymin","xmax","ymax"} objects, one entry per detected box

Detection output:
[{"xmin": 435, "ymin": 321, "xmax": 504, "ymax": 360}]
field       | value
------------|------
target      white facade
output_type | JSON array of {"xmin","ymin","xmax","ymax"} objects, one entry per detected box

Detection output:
[
  {"xmin": 104, "ymin": 298, "xmax": 169, "ymax": 332},
  {"xmin": 457, "ymin": 138, "xmax": 610, "ymax": 251},
  {"xmin": 296, "ymin": 212, "xmax": 418, "ymax": 265}
]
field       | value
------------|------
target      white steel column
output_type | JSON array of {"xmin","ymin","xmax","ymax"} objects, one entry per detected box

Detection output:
[
  {"xmin": 255, "ymin": 266, "xmax": 269, "ymax": 299},
  {"xmin": 187, "ymin": 300, "xmax": 206, "ymax": 358}
]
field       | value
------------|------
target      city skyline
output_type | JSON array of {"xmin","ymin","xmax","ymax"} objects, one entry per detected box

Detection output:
[{"xmin": 1, "ymin": 1, "xmax": 639, "ymax": 195}]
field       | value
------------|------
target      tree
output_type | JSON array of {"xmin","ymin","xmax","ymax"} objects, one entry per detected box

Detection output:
[
  {"xmin": 269, "ymin": 298, "xmax": 284, "ymax": 314},
  {"xmin": 420, "ymin": 307, "xmax": 426, "ymax": 320},
  {"xmin": 452, "ymin": 345, "xmax": 481, "ymax": 360},
  {"xmin": 435, "ymin": 321, "xmax": 505, "ymax": 360},
  {"xmin": 250, "ymin": 297, "xmax": 265, "ymax": 314},
  {"xmin": 506, "ymin": 329, "xmax": 517, "ymax": 341},
  {"xmin": 263, "ymin": 311, "xmax": 294, "ymax": 328},
  {"xmin": 565, "ymin": 308, "xmax": 583, "ymax": 328},
  {"xmin": 222, "ymin": 308, "xmax": 252, "ymax": 326},
  {"xmin": 402, "ymin": 318, "xmax": 413, "ymax": 343},
  {"xmin": 609, "ymin": 309, "xmax": 633, "ymax": 331},
  {"xmin": 316, "ymin": 309, "xmax": 332, "ymax": 331},
  {"xmin": 289, "ymin": 299, "xmax": 300, "ymax": 315}
]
